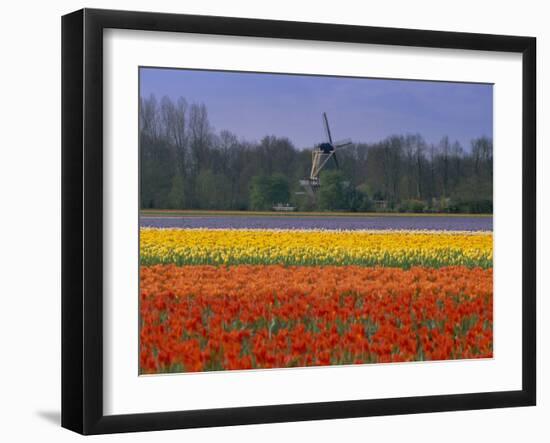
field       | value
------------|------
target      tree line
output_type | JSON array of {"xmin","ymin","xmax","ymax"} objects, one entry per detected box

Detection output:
[{"xmin": 140, "ymin": 94, "xmax": 493, "ymax": 213}]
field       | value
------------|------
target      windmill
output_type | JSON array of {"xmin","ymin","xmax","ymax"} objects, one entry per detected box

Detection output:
[{"xmin": 299, "ymin": 112, "xmax": 353, "ymax": 196}]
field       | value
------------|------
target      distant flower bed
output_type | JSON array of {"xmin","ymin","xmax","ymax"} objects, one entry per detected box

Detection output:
[{"xmin": 140, "ymin": 213, "xmax": 493, "ymax": 231}]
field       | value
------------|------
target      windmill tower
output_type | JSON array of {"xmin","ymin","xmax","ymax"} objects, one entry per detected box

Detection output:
[{"xmin": 300, "ymin": 112, "xmax": 352, "ymax": 196}]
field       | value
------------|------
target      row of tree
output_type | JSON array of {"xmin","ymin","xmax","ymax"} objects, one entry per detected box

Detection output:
[{"xmin": 140, "ymin": 94, "xmax": 493, "ymax": 213}]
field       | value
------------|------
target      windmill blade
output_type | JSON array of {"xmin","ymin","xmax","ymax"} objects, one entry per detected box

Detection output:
[
  {"xmin": 322, "ymin": 112, "xmax": 333, "ymax": 144},
  {"xmin": 332, "ymin": 152, "xmax": 340, "ymax": 169},
  {"xmin": 334, "ymin": 138, "xmax": 352, "ymax": 148}
]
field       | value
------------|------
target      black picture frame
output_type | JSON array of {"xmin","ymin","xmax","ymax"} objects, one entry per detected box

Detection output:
[{"xmin": 62, "ymin": 8, "xmax": 536, "ymax": 435}]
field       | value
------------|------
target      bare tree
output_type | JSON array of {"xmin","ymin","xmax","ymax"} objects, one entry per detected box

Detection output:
[
  {"xmin": 139, "ymin": 94, "xmax": 160, "ymax": 141},
  {"xmin": 439, "ymin": 136, "xmax": 451, "ymax": 197},
  {"xmin": 160, "ymin": 96, "xmax": 188, "ymax": 174},
  {"xmin": 189, "ymin": 103, "xmax": 211, "ymax": 173}
]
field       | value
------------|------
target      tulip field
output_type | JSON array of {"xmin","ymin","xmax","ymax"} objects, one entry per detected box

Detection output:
[{"xmin": 139, "ymin": 218, "xmax": 493, "ymax": 374}]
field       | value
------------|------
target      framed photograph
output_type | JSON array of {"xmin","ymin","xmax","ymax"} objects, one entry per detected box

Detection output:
[{"xmin": 61, "ymin": 8, "xmax": 536, "ymax": 435}]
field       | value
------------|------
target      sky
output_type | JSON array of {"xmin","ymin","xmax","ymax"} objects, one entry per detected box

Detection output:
[{"xmin": 140, "ymin": 67, "xmax": 493, "ymax": 151}]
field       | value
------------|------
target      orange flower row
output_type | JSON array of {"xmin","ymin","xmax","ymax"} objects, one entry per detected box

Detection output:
[{"xmin": 140, "ymin": 265, "xmax": 493, "ymax": 373}]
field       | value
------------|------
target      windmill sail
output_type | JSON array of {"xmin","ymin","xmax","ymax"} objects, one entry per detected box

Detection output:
[
  {"xmin": 322, "ymin": 112, "xmax": 333, "ymax": 144},
  {"xmin": 334, "ymin": 138, "xmax": 352, "ymax": 148}
]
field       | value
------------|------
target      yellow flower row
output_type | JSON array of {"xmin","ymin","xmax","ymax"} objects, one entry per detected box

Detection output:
[{"xmin": 140, "ymin": 228, "xmax": 493, "ymax": 268}]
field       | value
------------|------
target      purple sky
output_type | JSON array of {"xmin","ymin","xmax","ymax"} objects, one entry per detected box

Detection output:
[{"xmin": 139, "ymin": 67, "xmax": 493, "ymax": 150}]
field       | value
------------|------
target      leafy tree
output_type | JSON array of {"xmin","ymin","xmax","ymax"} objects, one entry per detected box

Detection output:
[
  {"xmin": 249, "ymin": 175, "xmax": 271, "ymax": 210},
  {"xmin": 167, "ymin": 173, "xmax": 185, "ymax": 209},
  {"xmin": 196, "ymin": 169, "xmax": 228, "ymax": 209},
  {"xmin": 268, "ymin": 173, "xmax": 290, "ymax": 205},
  {"xmin": 250, "ymin": 174, "xmax": 290, "ymax": 210},
  {"xmin": 319, "ymin": 171, "xmax": 347, "ymax": 210}
]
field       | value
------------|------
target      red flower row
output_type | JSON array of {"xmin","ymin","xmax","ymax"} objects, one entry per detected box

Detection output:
[{"xmin": 139, "ymin": 265, "xmax": 493, "ymax": 373}]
